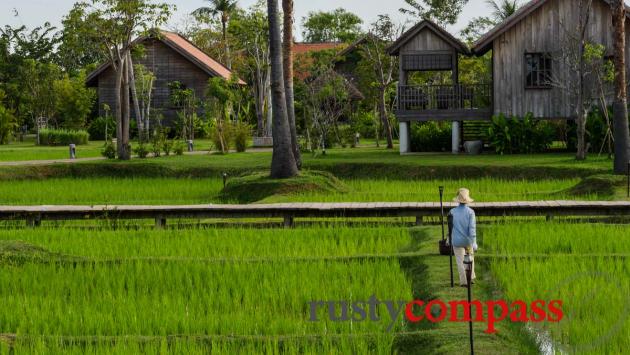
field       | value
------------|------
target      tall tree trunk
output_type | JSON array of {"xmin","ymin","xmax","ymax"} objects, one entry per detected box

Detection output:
[
  {"xmin": 575, "ymin": 1, "xmax": 590, "ymax": 161},
  {"xmin": 254, "ymin": 66, "xmax": 265, "ymax": 136},
  {"xmin": 378, "ymin": 87, "xmax": 394, "ymax": 149},
  {"xmin": 127, "ymin": 54, "xmax": 143, "ymax": 143},
  {"xmin": 282, "ymin": 0, "xmax": 302, "ymax": 169},
  {"xmin": 267, "ymin": 0, "xmax": 298, "ymax": 179},
  {"xmin": 576, "ymin": 111, "xmax": 587, "ymax": 160},
  {"xmin": 266, "ymin": 65, "xmax": 273, "ymax": 136},
  {"xmin": 114, "ymin": 57, "xmax": 125, "ymax": 159},
  {"xmin": 120, "ymin": 56, "xmax": 131, "ymax": 160},
  {"xmin": 222, "ymin": 16, "xmax": 232, "ymax": 70},
  {"xmin": 612, "ymin": 0, "xmax": 630, "ymax": 174},
  {"xmin": 145, "ymin": 76, "xmax": 154, "ymax": 138}
]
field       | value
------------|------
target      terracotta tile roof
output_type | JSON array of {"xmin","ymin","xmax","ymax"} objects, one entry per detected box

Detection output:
[
  {"xmin": 293, "ymin": 42, "xmax": 345, "ymax": 80},
  {"xmin": 161, "ymin": 31, "xmax": 245, "ymax": 85},
  {"xmin": 86, "ymin": 30, "xmax": 245, "ymax": 85},
  {"xmin": 293, "ymin": 42, "xmax": 343, "ymax": 55}
]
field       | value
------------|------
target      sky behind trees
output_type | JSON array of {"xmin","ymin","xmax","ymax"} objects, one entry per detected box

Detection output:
[{"xmin": 1, "ymin": 0, "xmax": 488, "ymax": 40}]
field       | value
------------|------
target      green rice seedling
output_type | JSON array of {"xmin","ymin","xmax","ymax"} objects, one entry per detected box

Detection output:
[
  {"xmin": 0, "ymin": 177, "xmax": 601, "ymax": 206},
  {"xmin": 0, "ymin": 178, "xmax": 224, "ymax": 205},
  {"xmin": 481, "ymin": 222, "xmax": 630, "ymax": 255},
  {"xmin": 482, "ymin": 222, "xmax": 630, "ymax": 353},
  {"xmin": 266, "ymin": 178, "xmax": 601, "ymax": 203},
  {"xmin": 0, "ymin": 226, "xmax": 411, "ymax": 259},
  {"xmin": 0, "ymin": 260, "xmax": 412, "ymax": 337}
]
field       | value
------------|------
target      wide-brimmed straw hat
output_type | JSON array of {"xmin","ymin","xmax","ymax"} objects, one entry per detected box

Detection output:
[{"xmin": 454, "ymin": 188, "xmax": 474, "ymax": 204}]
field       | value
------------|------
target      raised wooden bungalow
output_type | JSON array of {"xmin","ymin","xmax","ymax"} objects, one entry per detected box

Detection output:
[
  {"xmin": 390, "ymin": 0, "xmax": 630, "ymax": 154},
  {"xmin": 86, "ymin": 30, "xmax": 243, "ymax": 124}
]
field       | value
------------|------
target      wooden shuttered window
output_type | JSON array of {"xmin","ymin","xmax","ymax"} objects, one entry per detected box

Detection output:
[
  {"xmin": 525, "ymin": 53, "xmax": 552, "ymax": 89},
  {"xmin": 402, "ymin": 54, "xmax": 453, "ymax": 71}
]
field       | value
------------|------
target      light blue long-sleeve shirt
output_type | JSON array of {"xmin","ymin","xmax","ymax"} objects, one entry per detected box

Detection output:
[{"xmin": 449, "ymin": 204, "xmax": 477, "ymax": 248}]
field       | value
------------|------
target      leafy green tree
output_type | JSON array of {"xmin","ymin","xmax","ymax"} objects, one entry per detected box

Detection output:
[
  {"xmin": 53, "ymin": 73, "xmax": 96, "ymax": 130},
  {"xmin": 461, "ymin": 0, "xmax": 521, "ymax": 43},
  {"xmin": 1, "ymin": 23, "xmax": 59, "ymax": 63},
  {"xmin": 69, "ymin": 0, "xmax": 173, "ymax": 160},
  {"xmin": 357, "ymin": 15, "xmax": 402, "ymax": 149},
  {"xmin": 306, "ymin": 69, "xmax": 352, "ymax": 154},
  {"xmin": 399, "ymin": 0, "xmax": 468, "ymax": 26},
  {"xmin": 0, "ymin": 24, "xmax": 60, "ymax": 131},
  {"xmin": 0, "ymin": 90, "xmax": 17, "ymax": 144},
  {"xmin": 133, "ymin": 64, "xmax": 156, "ymax": 139},
  {"xmin": 487, "ymin": 0, "xmax": 521, "ymax": 20},
  {"xmin": 57, "ymin": 7, "xmax": 105, "ymax": 74},
  {"xmin": 193, "ymin": 0, "xmax": 238, "ymax": 69},
  {"xmin": 206, "ymin": 77, "xmax": 234, "ymax": 153},
  {"xmin": 229, "ymin": 1, "xmax": 270, "ymax": 136},
  {"xmin": 301, "ymin": 8, "xmax": 363, "ymax": 43},
  {"xmin": 169, "ymin": 81, "xmax": 200, "ymax": 141},
  {"xmin": 19, "ymin": 59, "xmax": 61, "ymax": 143}
]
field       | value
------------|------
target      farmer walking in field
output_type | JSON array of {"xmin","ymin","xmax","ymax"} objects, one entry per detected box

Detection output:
[{"xmin": 449, "ymin": 188, "xmax": 477, "ymax": 287}]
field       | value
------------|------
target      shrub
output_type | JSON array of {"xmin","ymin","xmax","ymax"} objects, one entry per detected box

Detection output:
[
  {"xmin": 53, "ymin": 73, "xmax": 96, "ymax": 129},
  {"xmin": 210, "ymin": 122, "xmax": 233, "ymax": 153},
  {"xmin": 173, "ymin": 141, "xmax": 185, "ymax": 156},
  {"xmin": 350, "ymin": 111, "xmax": 377, "ymax": 139},
  {"xmin": 150, "ymin": 142, "xmax": 161, "ymax": 157},
  {"xmin": 565, "ymin": 107, "xmax": 629, "ymax": 154},
  {"xmin": 101, "ymin": 142, "xmax": 116, "ymax": 159},
  {"xmin": 488, "ymin": 113, "xmax": 554, "ymax": 154},
  {"xmin": 410, "ymin": 122, "xmax": 452, "ymax": 152},
  {"xmin": 38, "ymin": 129, "xmax": 89, "ymax": 146},
  {"xmin": 88, "ymin": 117, "xmax": 116, "ymax": 141},
  {"xmin": 162, "ymin": 140, "xmax": 173, "ymax": 156},
  {"xmin": 133, "ymin": 143, "xmax": 149, "ymax": 159},
  {"xmin": 233, "ymin": 122, "xmax": 251, "ymax": 153},
  {"xmin": 338, "ymin": 125, "xmax": 358, "ymax": 148},
  {"xmin": 0, "ymin": 104, "xmax": 17, "ymax": 145}
]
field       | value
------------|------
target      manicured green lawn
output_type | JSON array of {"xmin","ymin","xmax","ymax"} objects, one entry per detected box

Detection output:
[
  {"xmin": 0, "ymin": 137, "xmax": 222, "ymax": 162},
  {"xmin": 0, "ymin": 139, "xmax": 105, "ymax": 161}
]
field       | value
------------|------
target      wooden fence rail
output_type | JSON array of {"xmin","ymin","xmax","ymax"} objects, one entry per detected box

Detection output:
[{"xmin": 1, "ymin": 201, "xmax": 629, "ymax": 228}]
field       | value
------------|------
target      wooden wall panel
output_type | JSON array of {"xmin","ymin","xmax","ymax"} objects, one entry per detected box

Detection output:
[
  {"xmin": 400, "ymin": 28, "xmax": 453, "ymax": 53},
  {"xmin": 97, "ymin": 39, "xmax": 212, "ymax": 123},
  {"xmin": 492, "ymin": 0, "xmax": 630, "ymax": 119}
]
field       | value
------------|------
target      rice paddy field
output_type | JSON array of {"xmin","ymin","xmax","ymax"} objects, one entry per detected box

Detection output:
[
  {"xmin": 0, "ymin": 176, "xmax": 607, "ymax": 205},
  {"xmin": 1, "ymin": 225, "xmax": 414, "ymax": 353},
  {"xmin": 0, "ymin": 149, "xmax": 629, "ymax": 354},
  {"xmin": 481, "ymin": 222, "xmax": 630, "ymax": 354}
]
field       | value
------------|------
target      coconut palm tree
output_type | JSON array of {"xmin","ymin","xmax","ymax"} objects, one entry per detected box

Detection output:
[
  {"xmin": 611, "ymin": 0, "xmax": 630, "ymax": 173},
  {"xmin": 282, "ymin": 0, "xmax": 301, "ymax": 169},
  {"xmin": 193, "ymin": 0, "xmax": 238, "ymax": 69},
  {"xmin": 486, "ymin": 0, "xmax": 520, "ymax": 21},
  {"xmin": 267, "ymin": 0, "xmax": 299, "ymax": 178}
]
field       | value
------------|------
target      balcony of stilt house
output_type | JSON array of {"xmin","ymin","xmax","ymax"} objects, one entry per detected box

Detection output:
[{"xmin": 388, "ymin": 20, "xmax": 493, "ymax": 154}]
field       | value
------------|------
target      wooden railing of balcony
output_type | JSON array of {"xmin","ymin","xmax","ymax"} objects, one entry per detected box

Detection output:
[{"xmin": 397, "ymin": 84, "xmax": 492, "ymax": 113}]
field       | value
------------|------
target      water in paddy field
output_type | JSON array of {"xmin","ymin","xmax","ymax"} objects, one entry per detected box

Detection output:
[{"xmin": 527, "ymin": 324, "xmax": 557, "ymax": 354}]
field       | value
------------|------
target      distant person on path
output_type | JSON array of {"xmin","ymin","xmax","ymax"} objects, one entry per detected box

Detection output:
[{"xmin": 449, "ymin": 188, "xmax": 477, "ymax": 287}]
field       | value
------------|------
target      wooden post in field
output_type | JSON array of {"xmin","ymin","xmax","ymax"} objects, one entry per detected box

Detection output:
[{"xmin": 155, "ymin": 216, "xmax": 167, "ymax": 229}]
